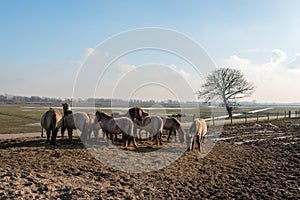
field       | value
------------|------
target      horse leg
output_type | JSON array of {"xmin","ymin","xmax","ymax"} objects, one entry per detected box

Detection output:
[
  {"xmin": 50, "ymin": 129, "xmax": 58, "ymax": 145},
  {"xmin": 81, "ymin": 130, "xmax": 87, "ymax": 144},
  {"xmin": 114, "ymin": 133, "xmax": 118, "ymax": 143},
  {"xmin": 189, "ymin": 137, "xmax": 195, "ymax": 151},
  {"xmin": 132, "ymin": 136, "xmax": 138, "ymax": 148},
  {"xmin": 68, "ymin": 128, "xmax": 73, "ymax": 142},
  {"xmin": 138, "ymin": 129, "xmax": 142, "ymax": 141},
  {"xmin": 200, "ymin": 135, "xmax": 205, "ymax": 153},
  {"xmin": 61, "ymin": 126, "xmax": 66, "ymax": 138},
  {"xmin": 174, "ymin": 130, "xmax": 178, "ymax": 142},
  {"xmin": 106, "ymin": 132, "xmax": 110, "ymax": 146},
  {"xmin": 152, "ymin": 133, "xmax": 158, "ymax": 145},
  {"xmin": 128, "ymin": 135, "xmax": 132, "ymax": 147},
  {"xmin": 46, "ymin": 130, "xmax": 51, "ymax": 143},
  {"xmin": 159, "ymin": 131, "xmax": 163, "ymax": 145},
  {"xmin": 123, "ymin": 132, "xmax": 128, "ymax": 147},
  {"xmin": 167, "ymin": 130, "xmax": 171, "ymax": 141},
  {"xmin": 110, "ymin": 132, "xmax": 114, "ymax": 144},
  {"xmin": 102, "ymin": 130, "xmax": 105, "ymax": 140},
  {"xmin": 197, "ymin": 135, "xmax": 201, "ymax": 153}
]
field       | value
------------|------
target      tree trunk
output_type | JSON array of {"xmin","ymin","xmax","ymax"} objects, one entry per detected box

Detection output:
[{"xmin": 226, "ymin": 105, "xmax": 233, "ymax": 119}]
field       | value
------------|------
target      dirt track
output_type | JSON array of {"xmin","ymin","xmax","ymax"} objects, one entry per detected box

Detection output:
[{"xmin": 0, "ymin": 119, "xmax": 299, "ymax": 199}]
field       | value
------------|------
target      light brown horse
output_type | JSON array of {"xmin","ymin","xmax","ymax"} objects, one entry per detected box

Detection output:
[
  {"xmin": 40, "ymin": 108, "xmax": 62, "ymax": 145},
  {"xmin": 87, "ymin": 113, "xmax": 102, "ymax": 140},
  {"xmin": 61, "ymin": 103, "xmax": 90, "ymax": 143},
  {"xmin": 95, "ymin": 111, "xmax": 137, "ymax": 148},
  {"xmin": 135, "ymin": 115, "xmax": 164, "ymax": 145},
  {"xmin": 186, "ymin": 118, "xmax": 207, "ymax": 153}
]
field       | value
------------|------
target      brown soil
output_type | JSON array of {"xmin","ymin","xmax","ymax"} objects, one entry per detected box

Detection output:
[{"xmin": 0, "ymin": 119, "xmax": 299, "ymax": 199}]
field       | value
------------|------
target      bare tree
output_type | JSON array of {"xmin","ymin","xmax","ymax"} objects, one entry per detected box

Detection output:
[{"xmin": 197, "ymin": 68, "xmax": 255, "ymax": 118}]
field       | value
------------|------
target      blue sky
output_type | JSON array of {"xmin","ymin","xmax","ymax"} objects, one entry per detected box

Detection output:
[{"xmin": 1, "ymin": 1, "xmax": 300, "ymax": 103}]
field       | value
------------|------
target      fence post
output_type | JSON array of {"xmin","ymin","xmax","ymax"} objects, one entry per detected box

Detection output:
[
  {"xmin": 267, "ymin": 112, "xmax": 270, "ymax": 121},
  {"xmin": 256, "ymin": 112, "xmax": 259, "ymax": 123},
  {"xmin": 245, "ymin": 113, "xmax": 247, "ymax": 124},
  {"xmin": 276, "ymin": 112, "xmax": 279, "ymax": 120},
  {"xmin": 288, "ymin": 111, "xmax": 291, "ymax": 118},
  {"xmin": 212, "ymin": 113, "xmax": 215, "ymax": 126}
]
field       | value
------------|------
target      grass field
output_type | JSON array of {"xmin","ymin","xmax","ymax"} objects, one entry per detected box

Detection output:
[
  {"xmin": 0, "ymin": 104, "xmax": 44, "ymax": 134},
  {"xmin": 0, "ymin": 103, "xmax": 299, "ymax": 134}
]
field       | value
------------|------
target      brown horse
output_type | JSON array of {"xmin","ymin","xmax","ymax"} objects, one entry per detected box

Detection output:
[
  {"xmin": 186, "ymin": 118, "xmax": 207, "ymax": 153},
  {"xmin": 161, "ymin": 117, "xmax": 185, "ymax": 143},
  {"xmin": 40, "ymin": 108, "xmax": 62, "ymax": 145},
  {"xmin": 95, "ymin": 111, "xmax": 137, "ymax": 148}
]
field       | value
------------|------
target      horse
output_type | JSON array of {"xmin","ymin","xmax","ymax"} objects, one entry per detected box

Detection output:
[
  {"xmin": 95, "ymin": 111, "xmax": 137, "ymax": 148},
  {"xmin": 40, "ymin": 108, "xmax": 62, "ymax": 145},
  {"xmin": 135, "ymin": 115, "xmax": 164, "ymax": 145},
  {"xmin": 161, "ymin": 117, "xmax": 185, "ymax": 143},
  {"xmin": 87, "ymin": 113, "xmax": 102, "ymax": 140},
  {"xmin": 112, "ymin": 107, "xmax": 148, "ymax": 141},
  {"xmin": 186, "ymin": 118, "xmax": 207, "ymax": 153},
  {"xmin": 111, "ymin": 107, "xmax": 145, "ymax": 121},
  {"xmin": 61, "ymin": 103, "xmax": 90, "ymax": 143}
]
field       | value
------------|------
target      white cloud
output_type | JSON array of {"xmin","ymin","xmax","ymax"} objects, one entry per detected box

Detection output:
[
  {"xmin": 288, "ymin": 53, "xmax": 300, "ymax": 69},
  {"xmin": 270, "ymin": 49, "xmax": 287, "ymax": 64},
  {"xmin": 225, "ymin": 55, "xmax": 250, "ymax": 67},
  {"xmin": 222, "ymin": 49, "xmax": 300, "ymax": 103},
  {"xmin": 169, "ymin": 64, "xmax": 191, "ymax": 80}
]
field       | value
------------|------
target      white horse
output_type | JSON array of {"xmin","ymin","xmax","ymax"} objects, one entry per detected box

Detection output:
[
  {"xmin": 136, "ymin": 115, "xmax": 164, "ymax": 145},
  {"xmin": 61, "ymin": 103, "xmax": 90, "ymax": 143},
  {"xmin": 186, "ymin": 118, "xmax": 207, "ymax": 153},
  {"xmin": 87, "ymin": 113, "xmax": 102, "ymax": 140}
]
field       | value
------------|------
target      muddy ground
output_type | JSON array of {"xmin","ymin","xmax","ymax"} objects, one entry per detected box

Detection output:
[{"xmin": 0, "ymin": 119, "xmax": 299, "ymax": 199}]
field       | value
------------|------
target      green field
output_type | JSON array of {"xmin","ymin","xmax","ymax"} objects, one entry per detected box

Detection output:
[
  {"xmin": 0, "ymin": 104, "xmax": 44, "ymax": 134},
  {"xmin": 0, "ymin": 103, "xmax": 299, "ymax": 134}
]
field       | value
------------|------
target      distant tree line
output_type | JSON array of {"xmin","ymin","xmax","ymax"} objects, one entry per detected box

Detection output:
[
  {"xmin": 0, "ymin": 94, "xmax": 70, "ymax": 103},
  {"xmin": 0, "ymin": 94, "xmax": 182, "ymax": 105}
]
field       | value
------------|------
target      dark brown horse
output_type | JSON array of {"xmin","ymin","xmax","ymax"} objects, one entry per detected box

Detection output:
[
  {"xmin": 95, "ymin": 111, "xmax": 137, "ymax": 148},
  {"xmin": 40, "ymin": 108, "xmax": 62, "ymax": 145},
  {"xmin": 111, "ymin": 107, "xmax": 145, "ymax": 121},
  {"xmin": 161, "ymin": 117, "xmax": 185, "ymax": 143}
]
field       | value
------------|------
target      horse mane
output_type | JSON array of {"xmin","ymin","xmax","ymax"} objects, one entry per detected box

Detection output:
[
  {"xmin": 96, "ymin": 111, "xmax": 112, "ymax": 120},
  {"xmin": 128, "ymin": 107, "xmax": 142, "ymax": 121}
]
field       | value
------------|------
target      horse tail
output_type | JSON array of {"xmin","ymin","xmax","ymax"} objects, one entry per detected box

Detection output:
[{"xmin": 51, "ymin": 112, "xmax": 57, "ymax": 131}]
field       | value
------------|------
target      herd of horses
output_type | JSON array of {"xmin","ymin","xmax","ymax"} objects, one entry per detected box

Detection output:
[{"xmin": 40, "ymin": 103, "xmax": 207, "ymax": 153}]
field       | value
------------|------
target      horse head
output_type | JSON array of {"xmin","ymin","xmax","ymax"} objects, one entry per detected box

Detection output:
[
  {"xmin": 95, "ymin": 111, "xmax": 111, "ymax": 122},
  {"xmin": 128, "ymin": 107, "xmax": 144, "ymax": 121},
  {"xmin": 62, "ymin": 103, "xmax": 72, "ymax": 116}
]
